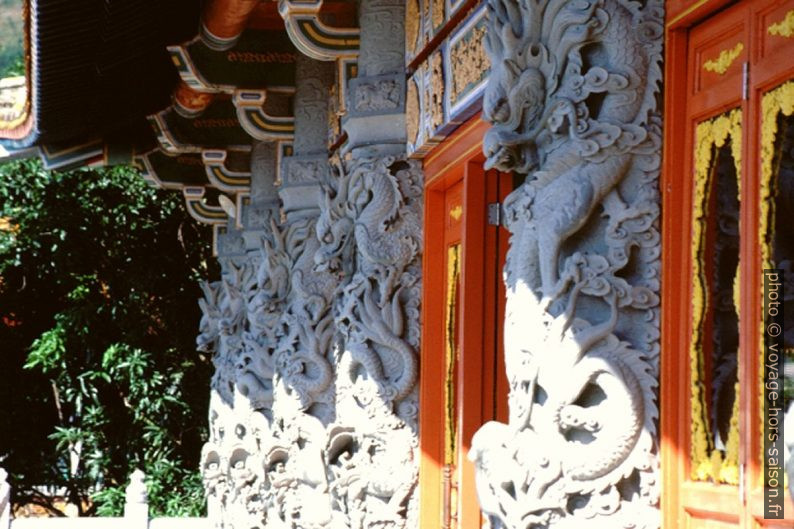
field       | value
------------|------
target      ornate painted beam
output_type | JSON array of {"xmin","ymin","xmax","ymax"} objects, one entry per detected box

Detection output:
[
  {"xmin": 203, "ymin": 150, "xmax": 253, "ymax": 193},
  {"xmin": 278, "ymin": 0, "xmax": 359, "ymax": 61},
  {"xmin": 149, "ymin": 98, "xmax": 255, "ymax": 154},
  {"xmin": 38, "ymin": 141, "xmax": 105, "ymax": 171},
  {"xmin": 137, "ymin": 150, "xmax": 214, "ymax": 190},
  {"xmin": 168, "ymin": 30, "xmax": 298, "ymax": 95},
  {"xmin": 182, "ymin": 186, "xmax": 231, "ymax": 225},
  {"xmin": 169, "ymin": 49, "xmax": 219, "ymax": 95},
  {"xmin": 233, "ymin": 90, "xmax": 295, "ymax": 141}
]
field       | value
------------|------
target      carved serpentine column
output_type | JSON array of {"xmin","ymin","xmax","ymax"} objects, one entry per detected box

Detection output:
[
  {"xmin": 256, "ymin": 55, "xmax": 341, "ymax": 528},
  {"xmin": 469, "ymin": 0, "xmax": 664, "ymax": 528},
  {"xmin": 315, "ymin": 1, "xmax": 423, "ymax": 527},
  {"xmin": 199, "ymin": 141, "xmax": 284, "ymax": 529}
]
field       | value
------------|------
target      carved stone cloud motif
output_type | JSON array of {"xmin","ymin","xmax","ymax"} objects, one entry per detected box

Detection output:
[
  {"xmin": 316, "ymin": 154, "xmax": 423, "ymax": 529},
  {"xmin": 198, "ymin": 153, "xmax": 424, "ymax": 529},
  {"xmin": 471, "ymin": 0, "xmax": 663, "ymax": 527}
]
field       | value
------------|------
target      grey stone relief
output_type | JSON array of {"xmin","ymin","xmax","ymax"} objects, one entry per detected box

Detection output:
[
  {"xmin": 343, "ymin": 0, "xmax": 407, "ymax": 156},
  {"xmin": 199, "ymin": 142, "xmax": 282, "ymax": 529},
  {"xmin": 318, "ymin": 154, "xmax": 423, "ymax": 528},
  {"xmin": 470, "ymin": 0, "xmax": 663, "ymax": 527},
  {"xmin": 198, "ymin": 6, "xmax": 423, "ymax": 520}
]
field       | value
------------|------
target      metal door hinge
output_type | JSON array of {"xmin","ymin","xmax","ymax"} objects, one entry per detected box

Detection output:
[
  {"xmin": 742, "ymin": 62, "xmax": 749, "ymax": 101},
  {"xmin": 487, "ymin": 202, "xmax": 502, "ymax": 226}
]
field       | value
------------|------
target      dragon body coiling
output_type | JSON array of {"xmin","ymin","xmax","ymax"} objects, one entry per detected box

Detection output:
[
  {"xmin": 272, "ymin": 216, "xmax": 338, "ymax": 424},
  {"xmin": 317, "ymin": 156, "xmax": 422, "ymax": 414},
  {"xmin": 470, "ymin": 0, "xmax": 663, "ymax": 526}
]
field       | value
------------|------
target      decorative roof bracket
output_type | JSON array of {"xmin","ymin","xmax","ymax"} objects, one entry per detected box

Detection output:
[
  {"xmin": 278, "ymin": 0, "xmax": 360, "ymax": 61},
  {"xmin": 233, "ymin": 90, "xmax": 295, "ymax": 141},
  {"xmin": 183, "ymin": 186, "xmax": 230, "ymax": 225},
  {"xmin": 203, "ymin": 150, "xmax": 252, "ymax": 192}
]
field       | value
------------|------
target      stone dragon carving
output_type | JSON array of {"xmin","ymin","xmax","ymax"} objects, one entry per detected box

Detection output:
[
  {"xmin": 317, "ymin": 156, "xmax": 423, "ymax": 421},
  {"xmin": 199, "ymin": 205, "xmax": 286, "ymax": 529},
  {"xmin": 272, "ymin": 215, "xmax": 338, "ymax": 424},
  {"xmin": 470, "ymin": 0, "xmax": 663, "ymax": 527},
  {"xmin": 316, "ymin": 155, "xmax": 423, "ymax": 528},
  {"xmin": 199, "ymin": 257, "xmax": 270, "ymax": 529},
  {"xmin": 199, "ymin": 263, "xmax": 259, "ymax": 406}
]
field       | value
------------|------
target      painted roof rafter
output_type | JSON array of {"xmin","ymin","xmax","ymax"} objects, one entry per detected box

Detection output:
[{"xmin": 278, "ymin": 0, "xmax": 360, "ymax": 61}]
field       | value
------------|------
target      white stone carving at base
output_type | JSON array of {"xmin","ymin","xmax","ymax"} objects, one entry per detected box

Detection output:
[{"xmin": 317, "ymin": 155, "xmax": 423, "ymax": 529}]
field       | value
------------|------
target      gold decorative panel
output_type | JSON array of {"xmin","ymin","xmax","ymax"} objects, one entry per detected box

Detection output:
[
  {"xmin": 405, "ymin": 6, "xmax": 489, "ymax": 157},
  {"xmin": 444, "ymin": 243, "xmax": 461, "ymax": 466},
  {"xmin": 690, "ymin": 109, "xmax": 743, "ymax": 485},
  {"xmin": 703, "ymin": 42, "xmax": 744, "ymax": 75},
  {"xmin": 759, "ymin": 80, "xmax": 794, "ymax": 447},
  {"xmin": 768, "ymin": 10, "xmax": 794, "ymax": 38}
]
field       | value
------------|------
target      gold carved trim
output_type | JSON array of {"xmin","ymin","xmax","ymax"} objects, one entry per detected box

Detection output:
[
  {"xmin": 690, "ymin": 108, "xmax": 742, "ymax": 485},
  {"xmin": 444, "ymin": 243, "xmax": 461, "ymax": 466},
  {"xmin": 667, "ymin": 0, "xmax": 709, "ymax": 28},
  {"xmin": 449, "ymin": 205, "xmax": 462, "ymax": 221},
  {"xmin": 449, "ymin": 24, "xmax": 489, "ymax": 105},
  {"xmin": 406, "ymin": 0, "xmax": 421, "ymax": 55},
  {"xmin": 768, "ymin": 10, "xmax": 794, "ymax": 38},
  {"xmin": 758, "ymin": 80, "xmax": 794, "ymax": 464},
  {"xmin": 407, "ymin": 77, "xmax": 420, "ymax": 147},
  {"xmin": 703, "ymin": 42, "xmax": 744, "ymax": 75},
  {"xmin": 760, "ymin": 81, "xmax": 794, "ymax": 271}
]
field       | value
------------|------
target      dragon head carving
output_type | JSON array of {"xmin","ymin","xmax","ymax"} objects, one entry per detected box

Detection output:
[
  {"xmin": 482, "ymin": 0, "xmax": 614, "ymax": 173},
  {"xmin": 250, "ymin": 222, "xmax": 290, "ymax": 317},
  {"xmin": 197, "ymin": 281, "xmax": 222, "ymax": 353},
  {"xmin": 315, "ymin": 167, "xmax": 356, "ymax": 277},
  {"xmin": 482, "ymin": 0, "xmax": 556, "ymax": 173}
]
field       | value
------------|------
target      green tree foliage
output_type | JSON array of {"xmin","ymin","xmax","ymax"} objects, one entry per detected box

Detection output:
[
  {"xmin": 0, "ymin": 0, "xmax": 23, "ymax": 76},
  {"xmin": 0, "ymin": 158, "xmax": 217, "ymax": 516}
]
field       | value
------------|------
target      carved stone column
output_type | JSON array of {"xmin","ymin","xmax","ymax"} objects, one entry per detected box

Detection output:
[
  {"xmin": 317, "ymin": 1, "xmax": 424, "ymax": 527},
  {"xmin": 200, "ymin": 141, "xmax": 283, "ymax": 529},
  {"xmin": 343, "ymin": 0, "xmax": 407, "ymax": 156},
  {"xmin": 469, "ymin": 1, "xmax": 664, "ymax": 528},
  {"xmin": 253, "ymin": 55, "xmax": 341, "ymax": 528}
]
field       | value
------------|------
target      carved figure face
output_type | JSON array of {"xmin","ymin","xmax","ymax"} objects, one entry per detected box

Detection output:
[
  {"xmin": 201, "ymin": 445, "xmax": 228, "ymax": 496},
  {"xmin": 257, "ymin": 238, "xmax": 289, "ymax": 308},
  {"xmin": 229, "ymin": 447, "xmax": 255, "ymax": 486}
]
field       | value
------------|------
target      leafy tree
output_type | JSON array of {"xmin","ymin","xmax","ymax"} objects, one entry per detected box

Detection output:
[
  {"xmin": 0, "ymin": 0, "xmax": 23, "ymax": 75},
  {"xmin": 0, "ymin": 158, "xmax": 217, "ymax": 516}
]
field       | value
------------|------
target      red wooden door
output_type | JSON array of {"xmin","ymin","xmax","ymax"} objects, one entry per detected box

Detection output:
[
  {"xmin": 662, "ymin": 1, "xmax": 794, "ymax": 527},
  {"xmin": 419, "ymin": 116, "xmax": 510, "ymax": 529}
]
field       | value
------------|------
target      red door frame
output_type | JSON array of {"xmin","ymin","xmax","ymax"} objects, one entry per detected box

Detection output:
[{"xmin": 419, "ymin": 114, "xmax": 510, "ymax": 529}]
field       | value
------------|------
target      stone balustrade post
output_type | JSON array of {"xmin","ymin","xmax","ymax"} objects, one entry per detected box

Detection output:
[
  {"xmin": 123, "ymin": 469, "xmax": 149, "ymax": 529},
  {"xmin": 0, "ymin": 468, "xmax": 10, "ymax": 529}
]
